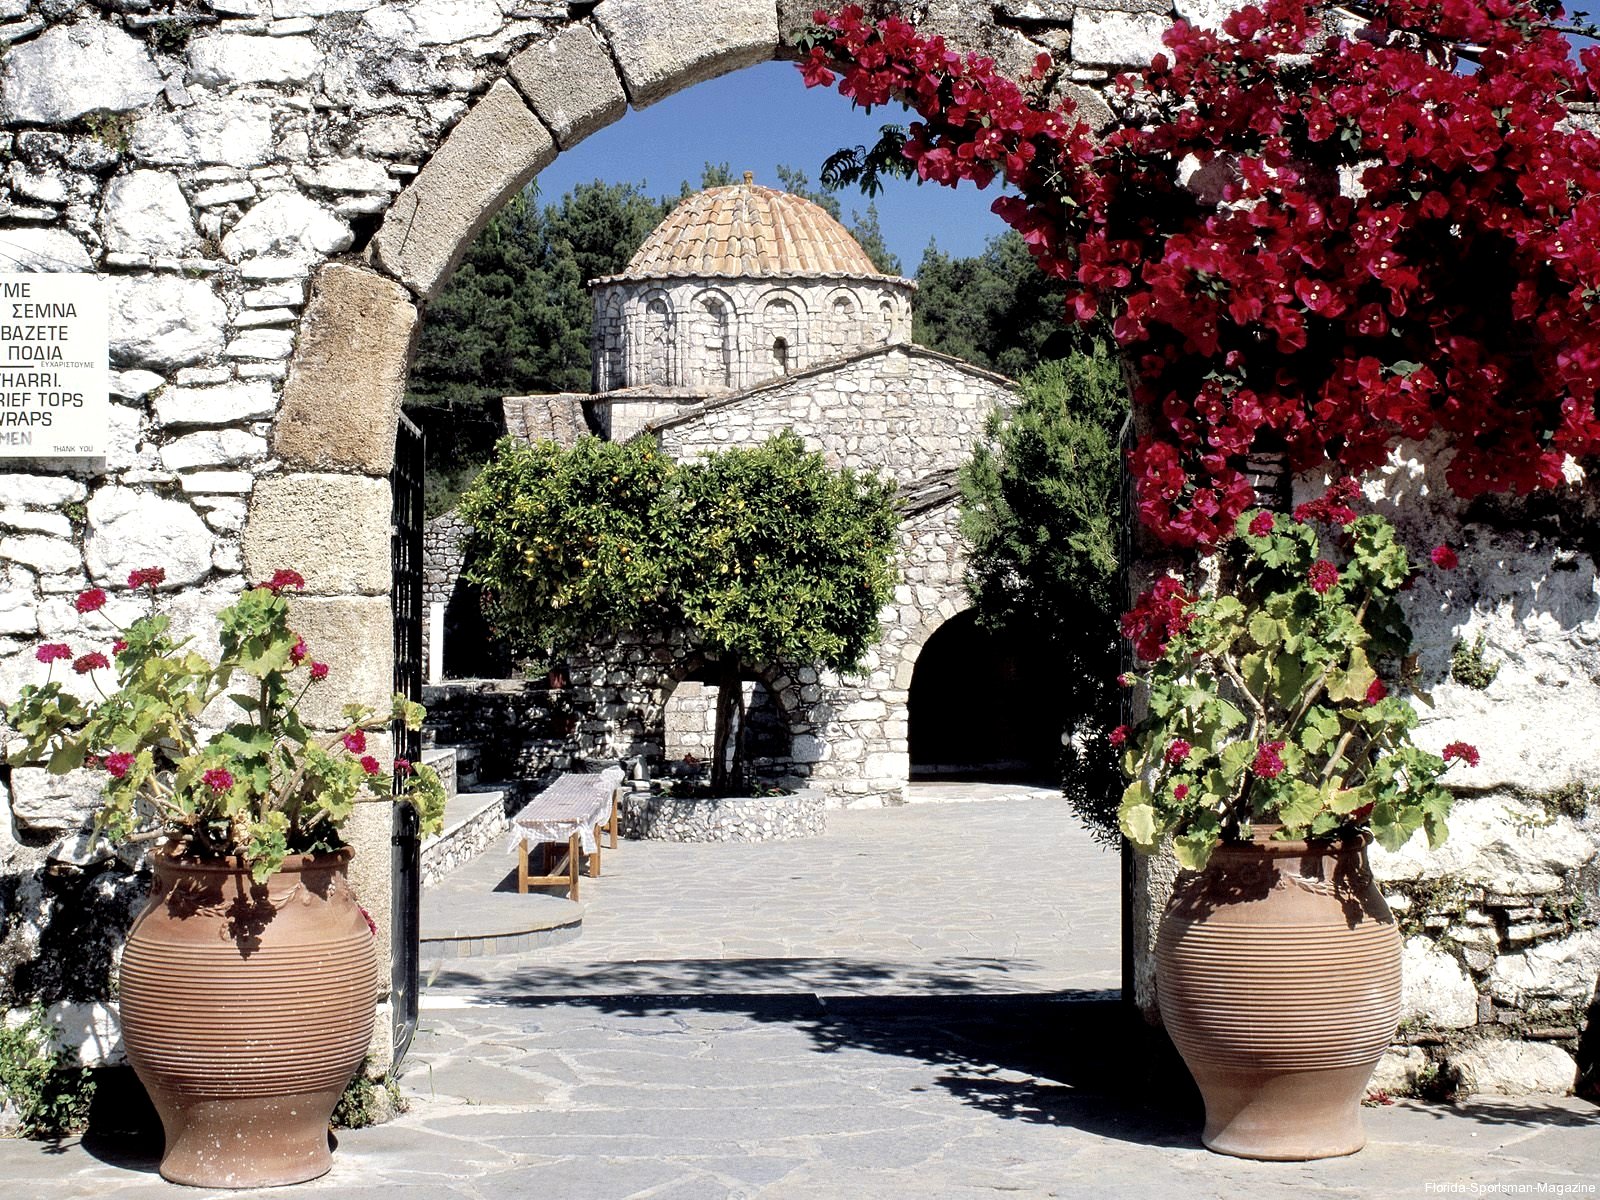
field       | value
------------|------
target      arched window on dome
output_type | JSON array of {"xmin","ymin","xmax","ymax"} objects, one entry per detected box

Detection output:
[
  {"xmin": 830, "ymin": 291, "xmax": 862, "ymax": 352},
  {"xmin": 597, "ymin": 295, "xmax": 624, "ymax": 391},
  {"xmin": 762, "ymin": 296, "xmax": 801, "ymax": 376}
]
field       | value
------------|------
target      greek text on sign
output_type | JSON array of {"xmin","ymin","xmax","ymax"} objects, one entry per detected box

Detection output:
[{"xmin": 0, "ymin": 273, "xmax": 110, "ymax": 458}]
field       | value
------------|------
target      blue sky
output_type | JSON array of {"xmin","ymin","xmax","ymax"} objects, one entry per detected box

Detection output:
[
  {"xmin": 528, "ymin": 61, "xmax": 1011, "ymax": 272},
  {"xmin": 528, "ymin": 13, "xmax": 1600, "ymax": 272}
]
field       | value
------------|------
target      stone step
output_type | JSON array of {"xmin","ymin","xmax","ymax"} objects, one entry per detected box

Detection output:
[{"xmin": 420, "ymin": 891, "xmax": 584, "ymax": 960}]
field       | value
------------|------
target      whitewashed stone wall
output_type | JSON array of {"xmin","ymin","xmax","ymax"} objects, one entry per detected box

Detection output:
[
  {"xmin": 590, "ymin": 273, "xmax": 913, "ymax": 401},
  {"xmin": 1359, "ymin": 452, "xmax": 1600, "ymax": 1095}
]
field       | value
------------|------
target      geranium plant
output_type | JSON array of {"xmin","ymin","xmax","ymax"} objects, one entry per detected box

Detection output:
[
  {"xmin": 1115, "ymin": 495, "xmax": 1476, "ymax": 868},
  {"xmin": 802, "ymin": 0, "xmax": 1600, "ymax": 548},
  {"xmin": 1, "ymin": 567, "xmax": 446, "ymax": 882}
]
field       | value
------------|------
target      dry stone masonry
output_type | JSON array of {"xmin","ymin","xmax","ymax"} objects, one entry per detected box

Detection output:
[{"xmin": 0, "ymin": 0, "xmax": 1590, "ymax": 1088}]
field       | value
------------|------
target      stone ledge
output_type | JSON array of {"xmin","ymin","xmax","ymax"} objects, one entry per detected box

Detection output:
[
  {"xmin": 420, "ymin": 892, "xmax": 585, "ymax": 958},
  {"xmin": 621, "ymin": 787, "xmax": 826, "ymax": 842}
]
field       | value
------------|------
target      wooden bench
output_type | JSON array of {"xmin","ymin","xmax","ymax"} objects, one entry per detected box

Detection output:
[{"xmin": 507, "ymin": 769, "xmax": 623, "ymax": 901}]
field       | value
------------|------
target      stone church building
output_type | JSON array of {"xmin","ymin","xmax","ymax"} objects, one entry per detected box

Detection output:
[{"xmin": 480, "ymin": 175, "xmax": 1056, "ymax": 804}]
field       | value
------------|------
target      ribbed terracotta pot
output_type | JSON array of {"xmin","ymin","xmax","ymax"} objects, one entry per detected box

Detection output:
[
  {"xmin": 119, "ymin": 848, "xmax": 377, "ymax": 1188},
  {"xmin": 1155, "ymin": 832, "xmax": 1401, "ymax": 1161}
]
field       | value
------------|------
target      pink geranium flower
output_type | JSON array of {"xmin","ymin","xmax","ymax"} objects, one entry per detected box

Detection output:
[
  {"xmin": 1251, "ymin": 741, "xmax": 1287, "ymax": 779},
  {"xmin": 127, "ymin": 567, "xmax": 166, "ymax": 590},
  {"xmin": 1308, "ymin": 560, "xmax": 1340, "ymax": 594},
  {"xmin": 75, "ymin": 588, "xmax": 107, "ymax": 614}
]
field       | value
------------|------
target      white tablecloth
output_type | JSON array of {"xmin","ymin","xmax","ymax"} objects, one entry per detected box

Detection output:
[{"xmin": 505, "ymin": 769, "xmax": 622, "ymax": 857}]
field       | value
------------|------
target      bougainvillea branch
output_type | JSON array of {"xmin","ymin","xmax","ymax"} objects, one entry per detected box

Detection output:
[{"xmin": 803, "ymin": 1, "xmax": 1600, "ymax": 547}]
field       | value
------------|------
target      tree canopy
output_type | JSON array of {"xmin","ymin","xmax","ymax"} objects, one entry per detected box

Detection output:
[
  {"xmin": 459, "ymin": 432, "xmax": 900, "ymax": 791},
  {"xmin": 958, "ymin": 343, "xmax": 1130, "ymax": 840}
]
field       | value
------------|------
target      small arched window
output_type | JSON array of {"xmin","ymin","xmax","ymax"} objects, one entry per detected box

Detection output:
[{"xmin": 772, "ymin": 337, "xmax": 790, "ymax": 374}]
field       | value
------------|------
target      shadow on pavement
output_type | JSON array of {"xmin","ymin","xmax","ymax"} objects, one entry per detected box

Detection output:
[
  {"xmin": 1396, "ymin": 1098, "xmax": 1600, "ymax": 1131},
  {"xmin": 429, "ymin": 984, "xmax": 1209, "ymax": 1148},
  {"xmin": 426, "ymin": 954, "xmax": 1047, "ymax": 994}
]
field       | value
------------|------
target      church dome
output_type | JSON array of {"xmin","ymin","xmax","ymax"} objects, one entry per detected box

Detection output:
[{"xmin": 595, "ymin": 174, "xmax": 895, "ymax": 283}]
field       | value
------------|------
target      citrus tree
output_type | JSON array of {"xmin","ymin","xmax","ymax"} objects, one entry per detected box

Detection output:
[{"xmin": 460, "ymin": 432, "xmax": 900, "ymax": 792}]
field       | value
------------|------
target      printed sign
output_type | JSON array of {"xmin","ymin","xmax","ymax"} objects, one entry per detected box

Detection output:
[{"xmin": 0, "ymin": 273, "xmax": 110, "ymax": 458}]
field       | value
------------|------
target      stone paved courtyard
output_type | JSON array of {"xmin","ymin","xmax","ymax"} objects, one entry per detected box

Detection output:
[{"xmin": 3, "ymin": 791, "xmax": 1595, "ymax": 1198}]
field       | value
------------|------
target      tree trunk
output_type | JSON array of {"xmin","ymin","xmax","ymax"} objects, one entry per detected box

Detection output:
[{"xmin": 710, "ymin": 661, "xmax": 746, "ymax": 796}]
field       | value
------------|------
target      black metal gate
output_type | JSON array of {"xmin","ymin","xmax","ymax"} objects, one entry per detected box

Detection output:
[{"xmin": 390, "ymin": 412, "xmax": 425, "ymax": 1067}]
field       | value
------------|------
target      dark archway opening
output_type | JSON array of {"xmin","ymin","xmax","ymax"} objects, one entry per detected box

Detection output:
[{"xmin": 908, "ymin": 611, "xmax": 1058, "ymax": 780}]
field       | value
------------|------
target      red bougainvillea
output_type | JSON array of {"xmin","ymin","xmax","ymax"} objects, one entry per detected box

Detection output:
[{"xmin": 804, "ymin": 1, "xmax": 1600, "ymax": 547}]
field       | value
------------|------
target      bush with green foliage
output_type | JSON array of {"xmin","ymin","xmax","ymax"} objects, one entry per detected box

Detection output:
[
  {"xmin": 958, "ymin": 344, "xmax": 1129, "ymax": 841},
  {"xmin": 460, "ymin": 432, "xmax": 900, "ymax": 792},
  {"xmin": 2, "ymin": 570, "xmax": 446, "ymax": 882},
  {"xmin": 1116, "ymin": 504, "xmax": 1478, "ymax": 869},
  {"xmin": 0, "ymin": 1006, "xmax": 94, "ymax": 1139}
]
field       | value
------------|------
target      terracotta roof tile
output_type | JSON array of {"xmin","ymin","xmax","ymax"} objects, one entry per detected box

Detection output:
[{"xmin": 606, "ymin": 179, "xmax": 889, "ymax": 282}]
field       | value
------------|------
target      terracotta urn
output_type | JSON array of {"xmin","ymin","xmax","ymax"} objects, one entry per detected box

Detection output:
[
  {"xmin": 1155, "ymin": 831, "xmax": 1401, "ymax": 1160},
  {"xmin": 118, "ymin": 848, "xmax": 378, "ymax": 1188}
]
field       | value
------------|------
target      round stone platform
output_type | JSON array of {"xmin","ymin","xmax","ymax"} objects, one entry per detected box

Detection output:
[{"xmin": 420, "ymin": 891, "xmax": 584, "ymax": 959}]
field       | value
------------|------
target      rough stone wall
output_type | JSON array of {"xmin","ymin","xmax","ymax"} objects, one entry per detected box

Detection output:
[
  {"xmin": 420, "ymin": 509, "xmax": 467, "ymax": 667},
  {"xmin": 649, "ymin": 344, "xmax": 1013, "ymax": 479},
  {"xmin": 663, "ymin": 679, "xmax": 788, "ymax": 766},
  {"xmin": 420, "ymin": 678, "xmax": 574, "ymax": 784},
  {"xmin": 590, "ymin": 274, "xmax": 913, "ymax": 395}
]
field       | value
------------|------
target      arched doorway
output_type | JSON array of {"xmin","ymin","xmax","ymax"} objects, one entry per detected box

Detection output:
[{"xmin": 907, "ymin": 611, "xmax": 1058, "ymax": 780}]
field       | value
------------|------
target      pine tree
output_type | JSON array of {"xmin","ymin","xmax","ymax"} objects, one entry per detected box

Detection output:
[{"xmin": 958, "ymin": 343, "xmax": 1130, "ymax": 841}]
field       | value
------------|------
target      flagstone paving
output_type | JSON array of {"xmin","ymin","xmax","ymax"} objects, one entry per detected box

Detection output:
[{"xmin": 4, "ymin": 790, "xmax": 1595, "ymax": 1198}]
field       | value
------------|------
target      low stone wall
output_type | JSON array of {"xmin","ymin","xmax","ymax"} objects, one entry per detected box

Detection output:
[
  {"xmin": 419, "ymin": 787, "xmax": 519, "ymax": 891},
  {"xmin": 620, "ymin": 787, "xmax": 826, "ymax": 843}
]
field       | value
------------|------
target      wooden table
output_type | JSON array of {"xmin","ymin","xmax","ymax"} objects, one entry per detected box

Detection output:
[{"xmin": 506, "ymin": 771, "xmax": 622, "ymax": 901}]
